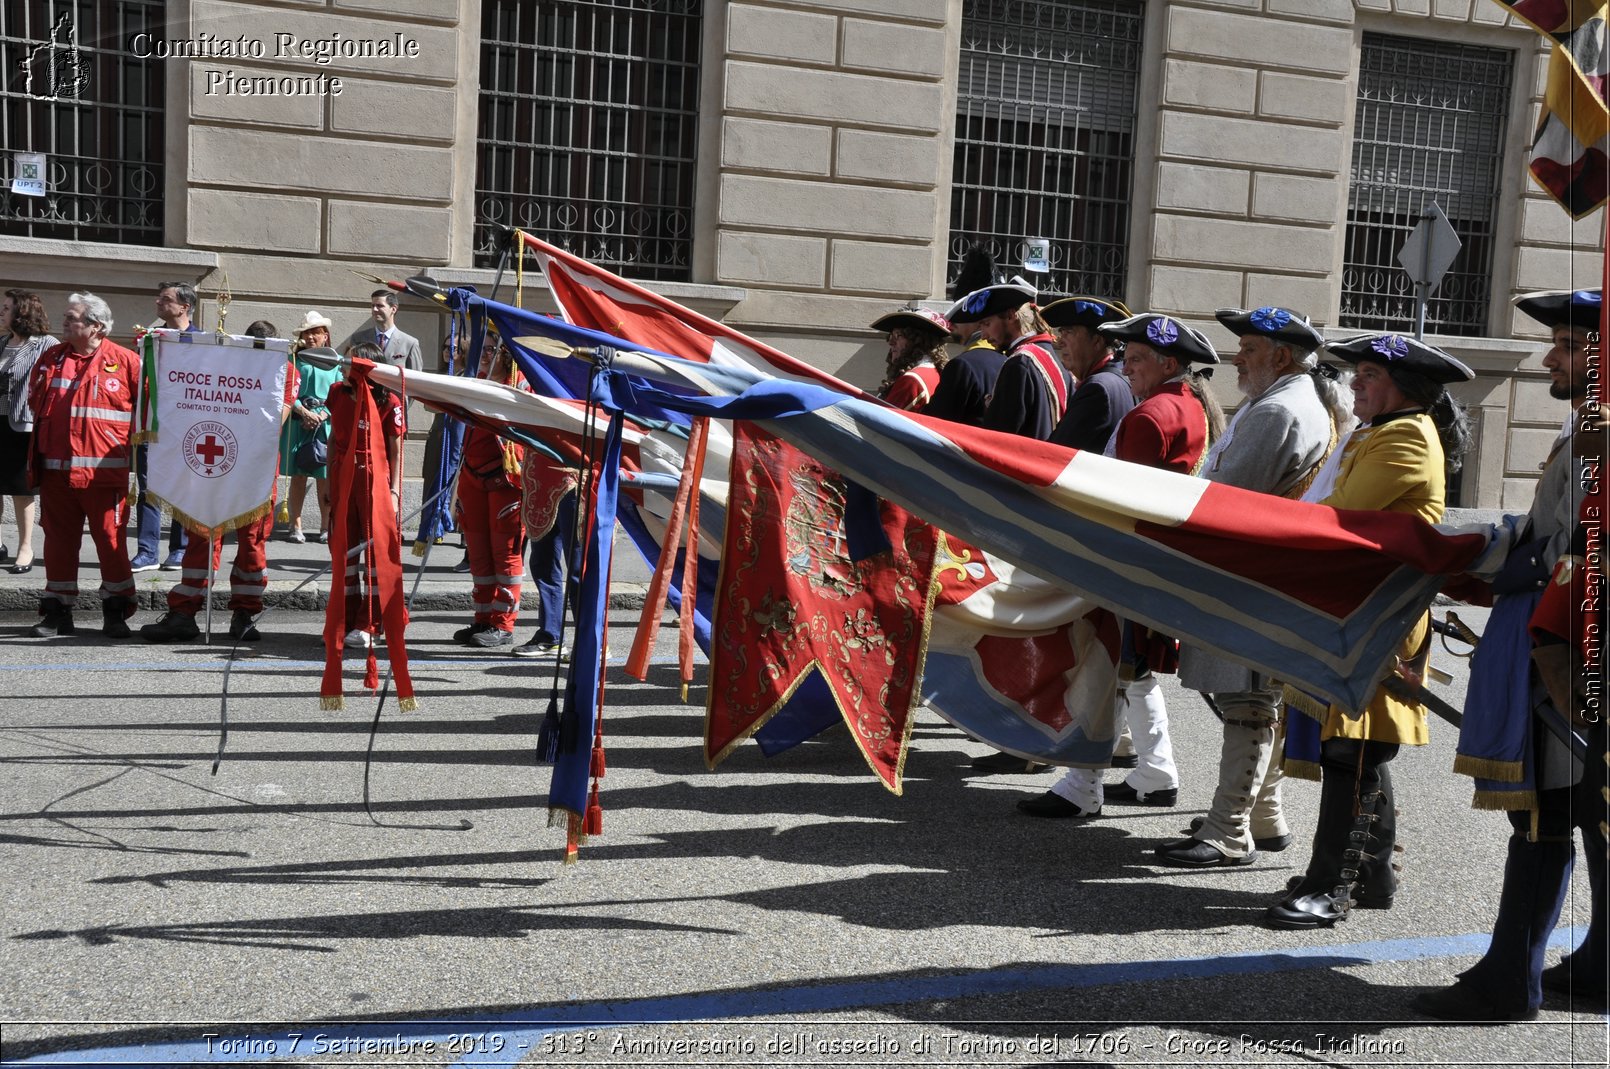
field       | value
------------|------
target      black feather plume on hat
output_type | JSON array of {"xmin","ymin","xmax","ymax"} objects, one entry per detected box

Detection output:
[{"xmin": 948, "ymin": 244, "xmax": 999, "ymax": 301}]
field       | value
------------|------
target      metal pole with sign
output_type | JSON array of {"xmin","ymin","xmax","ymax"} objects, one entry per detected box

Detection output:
[{"xmin": 1396, "ymin": 202, "xmax": 1462, "ymax": 340}]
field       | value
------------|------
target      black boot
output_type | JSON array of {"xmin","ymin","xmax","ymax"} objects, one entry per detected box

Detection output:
[
  {"xmin": 101, "ymin": 596, "xmax": 134, "ymax": 638},
  {"xmin": 1418, "ymin": 836, "xmax": 1568, "ymax": 1018},
  {"xmin": 1264, "ymin": 765, "xmax": 1364, "ymax": 929},
  {"xmin": 30, "ymin": 600, "xmax": 75, "ymax": 638},
  {"xmin": 1354, "ymin": 762, "xmax": 1399, "ymax": 908}
]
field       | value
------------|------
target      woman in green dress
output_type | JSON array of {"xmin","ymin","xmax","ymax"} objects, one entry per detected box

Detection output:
[{"xmin": 279, "ymin": 311, "xmax": 341, "ymax": 543}]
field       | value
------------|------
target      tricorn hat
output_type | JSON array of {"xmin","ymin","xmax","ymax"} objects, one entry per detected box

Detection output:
[
  {"xmin": 1325, "ymin": 333, "xmax": 1474, "ymax": 384},
  {"xmin": 1098, "ymin": 313, "xmax": 1220, "ymax": 364},
  {"xmin": 1214, "ymin": 306, "xmax": 1325, "ymax": 352},
  {"xmin": 870, "ymin": 305, "xmax": 953, "ymax": 335},
  {"xmin": 946, "ymin": 279, "xmax": 1038, "ymax": 326},
  {"xmin": 1042, "ymin": 296, "xmax": 1133, "ymax": 331},
  {"xmin": 1515, "ymin": 289, "xmax": 1602, "ymax": 332}
]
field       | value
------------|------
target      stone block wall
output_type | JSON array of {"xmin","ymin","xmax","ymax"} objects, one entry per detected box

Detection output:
[
  {"xmin": 709, "ymin": 0, "xmax": 955, "ymax": 380},
  {"xmin": 1139, "ymin": 0, "xmax": 1600, "ymax": 508}
]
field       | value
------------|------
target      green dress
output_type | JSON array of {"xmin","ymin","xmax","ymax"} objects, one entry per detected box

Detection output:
[{"xmin": 279, "ymin": 354, "xmax": 341, "ymax": 478}]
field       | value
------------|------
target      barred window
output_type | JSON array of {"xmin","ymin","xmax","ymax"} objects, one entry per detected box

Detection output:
[
  {"xmin": 476, "ymin": 0, "xmax": 702, "ymax": 281},
  {"xmin": 1342, "ymin": 33, "xmax": 1513, "ymax": 336},
  {"xmin": 0, "ymin": 1, "xmax": 166, "ymax": 245},
  {"xmin": 949, "ymin": 0, "xmax": 1144, "ymax": 299}
]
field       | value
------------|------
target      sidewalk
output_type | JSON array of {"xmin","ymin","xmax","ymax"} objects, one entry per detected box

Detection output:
[{"xmin": 0, "ymin": 480, "xmax": 652, "ymax": 613}]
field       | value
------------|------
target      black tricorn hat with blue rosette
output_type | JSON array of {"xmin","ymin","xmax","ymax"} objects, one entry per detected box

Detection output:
[
  {"xmin": 1042, "ymin": 295, "xmax": 1133, "ymax": 331},
  {"xmin": 1326, "ymin": 333, "xmax": 1474, "ymax": 384},
  {"xmin": 1214, "ymin": 306, "xmax": 1325, "ymax": 352},
  {"xmin": 1514, "ymin": 289, "xmax": 1602, "ymax": 331},
  {"xmin": 945, "ymin": 280, "xmax": 1038, "ymax": 326},
  {"xmin": 1098, "ymin": 313, "xmax": 1220, "ymax": 364}
]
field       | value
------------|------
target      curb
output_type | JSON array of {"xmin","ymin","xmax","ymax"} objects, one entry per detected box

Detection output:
[{"xmin": 0, "ymin": 584, "xmax": 650, "ymax": 614}]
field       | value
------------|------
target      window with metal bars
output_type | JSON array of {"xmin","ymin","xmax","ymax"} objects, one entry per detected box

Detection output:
[
  {"xmin": 475, "ymin": 0, "xmax": 701, "ymax": 281},
  {"xmin": 0, "ymin": 1, "xmax": 166, "ymax": 246},
  {"xmin": 1341, "ymin": 33, "xmax": 1513, "ymax": 337},
  {"xmin": 949, "ymin": 0, "xmax": 1144, "ymax": 299}
]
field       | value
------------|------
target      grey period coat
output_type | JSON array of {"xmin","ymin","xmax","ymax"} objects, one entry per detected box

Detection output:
[{"xmin": 1176, "ymin": 370, "xmax": 1336, "ymax": 694}]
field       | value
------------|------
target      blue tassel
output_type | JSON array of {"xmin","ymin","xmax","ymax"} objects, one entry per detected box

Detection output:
[{"xmin": 536, "ymin": 691, "xmax": 561, "ymax": 764}]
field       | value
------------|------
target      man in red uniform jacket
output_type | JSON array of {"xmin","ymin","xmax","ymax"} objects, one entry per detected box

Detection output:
[
  {"xmin": 1017, "ymin": 312, "xmax": 1220, "ymax": 818},
  {"xmin": 28, "ymin": 293, "xmax": 140, "ymax": 638}
]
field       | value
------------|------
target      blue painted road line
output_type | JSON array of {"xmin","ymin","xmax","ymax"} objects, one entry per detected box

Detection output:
[{"xmin": 7, "ymin": 927, "xmax": 1589, "ymax": 1065}]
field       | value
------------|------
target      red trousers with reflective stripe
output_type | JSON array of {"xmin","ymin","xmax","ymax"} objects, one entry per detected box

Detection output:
[
  {"xmin": 167, "ymin": 507, "xmax": 274, "ymax": 615},
  {"xmin": 39, "ymin": 470, "xmax": 133, "ymax": 610},
  {"xmin": 459, "ymin": 475, "xmax": 524, "ymax": 632}
]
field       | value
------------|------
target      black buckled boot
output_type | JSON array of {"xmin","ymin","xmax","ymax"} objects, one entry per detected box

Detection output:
[
  {"xmin": 1353, "ymin": 762, "xmax": 1399, "ymax": 909},
  {"xmin": 1264, "ymin": 767, "xmax": 1364, "ymax": 929},
  {"xmin": 101, "ymin": 596, "xmax": 133, "ymax": 638}
]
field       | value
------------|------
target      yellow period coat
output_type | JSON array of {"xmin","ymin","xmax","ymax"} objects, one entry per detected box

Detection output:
[{"xmin": 1314, "ymin": 410, "xmax": 1445, "ymax": 746}]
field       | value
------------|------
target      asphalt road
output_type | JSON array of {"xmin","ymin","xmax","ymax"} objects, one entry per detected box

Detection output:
[{"xmin": 0, "ymin": 599, "xmax": 1605, "ymax": 1068}]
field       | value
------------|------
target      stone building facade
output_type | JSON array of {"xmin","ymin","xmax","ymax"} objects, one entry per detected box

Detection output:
[{"xmin": 1, "ymin": 0, "xmax": 1601, "ymax": 508}]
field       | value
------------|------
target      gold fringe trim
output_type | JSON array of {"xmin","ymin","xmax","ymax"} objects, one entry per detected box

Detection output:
[
  {"xmin": 147, "ymin": 493, "xmax": 276, "ymax": 538},
  {"xmin": 1281, "ymin": 684, "xmax": 1331, "ymax": 721},
  {"xmin": 1453, "ymin": 754, "xmax": 1526, "ymax": 782},
  {"xmin": 1471, "ymin": 788, "xmax": 1535, "ymax": 812},
  {"xmin": 1284, "ymin": 758, "xmax": 1322, "ymax": 782},
  {"xmin": 320, "ymin": 695, "xmax": 343, "ymax": 711},
  {"xmin": 411, "ymin": 541, "xmax": 427, "ymax": 557},
  {"xmin": 397, "ymin": 696, "xmax": 418, "ymax": 712},
  {"xmin": 130, "ymin": 429, "xmax": 156, "ymax": 446}
]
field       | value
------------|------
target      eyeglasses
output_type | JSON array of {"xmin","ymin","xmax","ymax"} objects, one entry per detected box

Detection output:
[{"xmin": 62, "ymin": 313, "xmax": 87, "ymax": 324}]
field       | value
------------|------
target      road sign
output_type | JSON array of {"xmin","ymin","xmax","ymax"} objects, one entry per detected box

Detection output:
[
  {"xmin": 1397, "ymin": 202, "xmax": 1462, "ymax": 339},
  {"xmin": 1398, "ymin": 202, "xmax": 1462, "ymax": 290}
]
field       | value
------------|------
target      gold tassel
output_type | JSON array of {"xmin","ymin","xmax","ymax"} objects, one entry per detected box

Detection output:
[
  {"xmin": 320, "ymin": 695, "xmax": 344, "ymax": 711},
  {"xmin": 397, "ymin": 696, "xmax": 419, "ymax": 712}
]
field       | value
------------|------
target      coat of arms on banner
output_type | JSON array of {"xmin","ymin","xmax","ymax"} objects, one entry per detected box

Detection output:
[{"xmin": 137, "ymin": 330, "xmax": 292, "ymax": 535}]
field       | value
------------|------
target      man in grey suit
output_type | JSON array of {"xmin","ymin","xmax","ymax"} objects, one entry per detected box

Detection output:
[
  {"xmin": 341, "ymin": 289, "xmax": 422, "ymax": 372},
  {"xmin": 1159, "ymin": 306, "xmax": 1352, "ymax": 868}
]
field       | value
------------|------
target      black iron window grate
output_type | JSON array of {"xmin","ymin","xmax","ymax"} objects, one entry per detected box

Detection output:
[
  {"xmin": 1342, "ymin": 33, "xmax": 1513, "ymax": 337},
  {"xmin": 476, "ymin": 0, "xmax": 701, "ymax": 281},
  {"xmin": 0, "ymin": 1, "xmax": 166, "ymax": 246},
  {"xmin": 949, "ymin": 0, "xmax": 1144, "ymax": 300}
]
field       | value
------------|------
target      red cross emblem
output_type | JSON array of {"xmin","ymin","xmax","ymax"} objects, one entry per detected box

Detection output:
[{"xmin": 194, "ymin": 434, "xmax": 226, "ymax": 470}]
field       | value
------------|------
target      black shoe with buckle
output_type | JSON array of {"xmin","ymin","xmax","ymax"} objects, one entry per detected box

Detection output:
[
  {"xmin": 1104, "ymin": 782, "xmax": 1177, "ymax": 807},
  {"xmin": 1155, "ymin": 838, "xmax": 1258, "ymax": 868},
  {"xmin": 970, "ymin": 751, "xmax": 1049, "ymax": 774},
  {"xmin": 1190, "ymin": 815, "xmax": 1291, "ymax": 852},
  {"xmin": 140, "ymin": 611, "xmax": 201, "ymax": 643},
  {"xmin": 229, "ymin": 610, "xmax": 261, "ymax": 642},
  {"xmin": 1015, "ymin": 791, "xmax": 1099, "ymax": 819}
]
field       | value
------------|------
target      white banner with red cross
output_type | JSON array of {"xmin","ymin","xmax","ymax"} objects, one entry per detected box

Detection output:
[{"xmin": 139, "ymin": 329, "xmax": 291, "ymax": 535}]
